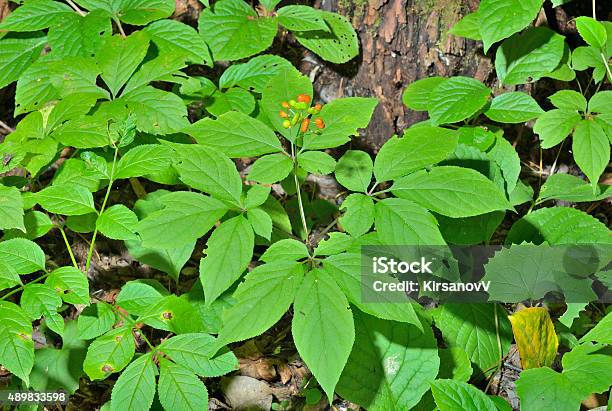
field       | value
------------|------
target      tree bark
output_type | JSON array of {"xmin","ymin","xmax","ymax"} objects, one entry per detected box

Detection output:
[{"xmin": 301, "ymin": 0, "xmax": 493, "ymax": 151}]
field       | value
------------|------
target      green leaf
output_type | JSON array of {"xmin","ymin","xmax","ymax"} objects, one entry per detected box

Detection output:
[
  {"xmin": 433, "ymin": 304, "xmax": 512, "ymax": 375},
  {"xmin": 52, "ymin": 115, "xmax": 113, "ymax": 149},
  {"xmin": 83, "ymin": 327, "xmax": 135, "ymax": 380},
  {"xmin": 0, "ymin": 0, "xmax": 73, "ymax": 31},
  {"xmin": 484, "ymin": 92, "xmax": 543, "ymax": 123},
  {"xmin": 0, "ymin": 260, "xmax": 21, "ymax": 292},
  {"xmin": 47, "ymin": 11, "xmax": 111, "ymax": 58},
  {"xmin": 303, "ymin": 97, "xmax": 378, "ymax": 149},
  {"xmin": 126, "ymin": 239, "xmax": 194, "ymax": 282},
  {"xmin": 437, "ymin": 212, "xmax": 505, "ymax": 245},
  {"xmin": 293, "ymin": 11, "xmax": 358, "ymax": 64},
  {"xmin": 495, "ymin": 27, "xmax": 565, "ymax": 85},
  {"xmin": 259, "ymin": 239, "xmax": 309, "ymax": 262},
  {"xmin": 538, "ymin": 173, "xmax": 611, "ymax": 203},
  {"xmin": 158, "ymin": 333, "xmax": 238, "ymax": 377},
  {"xmin": 314, "ymin": 232, "xmax": 352, "ymax": 256},
  {"xmin": 171, "ymin": 144, "xmax": 242, "ymax": 205},
  {"xmin": 448, "ymin": 12, "xmax": 481, "ymax": 40},
  {"xmin": 277, "ymin": 5, "xmax": 328, "ymax": 31},
  {"xmin": 588, "ymin": 90, "xmax": 612, "ymax": 113},
  {"xmin": 292, "ymin": 269, "xmax": 355, "ymax": 401},
  {"xmin": 437, "ymin": 348, "xmax": 473, "ymax": 382},
  {"xmin": 110, "ymin": 353, "xmax": 157, "ymax": 411},
  {"xmin": 391, "ymin": 166, "xmax": 510, "ymax": 218},
  {"xmin": 297, "ymin": 151, "xmax": 336, "ymax": 175},
  {"xmin": 339, "ymin": 194, "xmax": 374, "ymax": 237},
  {"xmin": 488, "ymin": 135, "xmax": 521, "ymax": 195},
  {"xmin": 121, "ymin": 53, "xmax": 186, "ymax": 96},
  {"xmin": 116, "ymin": 280, "xmax": 168, "ymax": 316},
  {"xmin": 515, "ymin": 367, "xmax": 583, "ymax": 411},
  {"xmin": 533, "ymin": 109, "xmax": 581, "ymax": 148},
  {"xmin": 199, "ymin": 0, "xmax": 277, "ymax": 61},
  {"xmin": 402, "ymin": 77, "xmax": 448, "ymax": 111},
  {"xmin": 548, "ymin": 90, "xmax": 587, "ymax": 111},
  {"xmin": 375, "ymin": 198, "xmax": 446, "ymax": 245},
  {"xmin": 572, "ymin": 119, "xmax": 609, "ymax": 189},
  {"xmin": 374, "ymin": 126, "xmax": 458, "ymax": 181},
  {"xmin": 35, "ymin": 184, "xmax": 96, "ymax": 216},
  {"xmin": 0, "ymin": 301, "xmax": 34, "ymax": 385},
  {"xmin": 571, "ymin": 46, "xmax": 607, "ymax": 82},
  {"xmin": 45, "ymin": 266, "xmax": 90, "ymax": 305},
  {"xmin": 136, "ymin": 191, "xmax": 228, "ymax": 248},
  {"xmin": 575, "ymin": 16, "xmax": 607, "ymax": 49},
  {"xmin": 244, "ymin": 185, "xmax": 271, "ymax": 209},
  {"xmin": 121, "ymin": 87, "xmax": 189, "ymax": 135},
  {"xmin": 580, "ymin": 311, "xmax": 612, "ymax": 344},
  {"xmin": 144, "ymin": 19, "xmax": 212, "ymax": 66},
  {"xmin": 96, "ymin": 205, "xmax": 139, "ymax": 241},
  {"xmin": 20, "ymin": 283, "xmax": 62, "ymax": 320},
  {"xmin": 77, "ymin": 303, "xmax": 117, "ymax": 340},
  {"xmin": 0, "ymin": 184, "xmax": 25, "ymax": 231},
  {"xmin": 506, "ymin": 206, "xmax": 611, "ymax": 245},
  {"xmin": 431, "ymin": 379, "xmax": 497, "ymax": 411},
  {"xmin": 0, "ymin": 238, "xmax": 46, "ymax": 274},
  {"xmin": 335, "ymin": 150, "xmax": 372, "ymax": 193},
  {"xmin": 97, "ymin": 32, "xmax": 150, "ymax": 98},
  {"xmin": 478, "ymin": 0, "xmax": 544, "ymax": 52},
  {"xmin": 186, "ymin": 111, "xmax": 283, "ymax": 157},
  {"xmin": 247, "ymin": 208, "xmax": 273, "ymax": 240},
  {"xmin": 337, "ymin": 310, "xmax": 438, "ymax": 410},
  {"xmin": 218, "ymin": 262, "xmax": 303, "ymax": 344},
  {"xmin": 205, "ymin": 87, "xmax": 255, "ymax": 117},
  {"xmin": 247, "ymin": 153, "xmax": 293, "ymax": 184},
  {"xmin": 76, "ymin": 0, "xmax": 175, "ymax": 25},
  {"xmin": 0, "ymin": 34, "xmax": 46, "ymax": 89},
  {"xmin": 157, "ymin": 358, "xmax": 208, "ymax": 411},
  {"xmin": 428, "ymin": 77, "xmax": 491, "ymax": 125},
  {"xmin": 200, "ymin": 215, "xmax": 254, "ymax": 304},
  {"xmin": 219, "ymin": 55, "xmax": 293, "ymax": 93}
]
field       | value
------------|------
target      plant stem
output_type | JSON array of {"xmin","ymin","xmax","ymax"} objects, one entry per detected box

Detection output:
[
  {"xmin": 58, "ymin": 223, "xmax": 79, "ymax": 270},
  {"xmin": 1, "ymin": 272, "xmax": 51, "ymax": 301},
  {"xmin": 291, "ymin": 143, "xmax": 309, "ymax": 242},
  {"xmin": 66, "ymin": 0, "xmax": 86, "ymax": 16},
  {"xmin": 113, "ymin": 17, "xmax": 126, "ymax": 37},
  {"xmin": 94, "ymin": 296, "xmax": 156, "ymax": 351},
  {"xmin": 0, "ymin": 120, "xmax": 14, "ymax": 133}
]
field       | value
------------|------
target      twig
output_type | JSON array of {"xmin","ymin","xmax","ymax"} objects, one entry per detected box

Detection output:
[
  {"xmin": 65, "ymin": 0, "xmax": 86, "ymax": 16},
  {"xmin": 0, "ymin": 120, "xmax": 14, "ymax": 133}
]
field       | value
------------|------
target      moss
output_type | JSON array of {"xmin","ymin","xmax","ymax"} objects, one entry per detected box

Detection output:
[{"xmin": 414, "ymin": 0, "xmax": 463, "ymax": 43}]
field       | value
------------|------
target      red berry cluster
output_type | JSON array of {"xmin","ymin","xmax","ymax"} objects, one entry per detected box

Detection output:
[{"xmin": 279, "ymin": 94, "xmax": 325, "ymax": 132}]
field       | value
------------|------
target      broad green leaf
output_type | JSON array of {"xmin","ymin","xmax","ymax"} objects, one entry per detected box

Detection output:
[
  {"xmin": 20, "ymin": 283, "xmax": 62, "ymax": 321},
  {"xmin": 292, "ymin": 269, "xmax": 354, "ymax": 400},
  {"xmin": 244, "ymin": 184, "xmax": 271, "ymax": 209},
  {"xmin": 437, "ymin": 212, "xmax": 505, "ymax": 245},
  {"xmin": 157, "ymin": 358, "xmax": 208, "ymax": 411},
  {"xmin": 121, "ymin": 53, "xmax": 186, "ymax": 96},
  {"xmin": 478, "ymin": 0, "xmax": 544, "ymax": 52},
  {"xmin": 219, "ymin": 55, "xmax": 293, "ymax": 93},
  {"xmin": 431, "ymin": 379, "xmax": 497, "ymax": 411},
  {"xmin": 116, "ymin": 280, "xmax": 169, "ymax": 316},
  {"xmin": 97, "ymin": 32, "xmax": 150, "ymax": 98},
  {"xmin": 186, "ymin": 111, "xmax": 283, "ymax": 157},
  {"xmin": 96, "ymin": 205, "xmax": 139, "ymax": 241},
  {"xmin": 297, "ymin": 151, "xmax": 336, "ymax": 175},
  {"xmin": 402, "ymin": 77, "xmax": 447, "ymax": 111},
  {"xmin": 218, "ymin": 262, "xmax": 303, "ymax": 344},
  {"xmin": 83, "ymin": 327, "xmax": 135, "ymax": 380},
  {"xmin": 0, "ymin": 0, "xmax": 73, "ymax": 31},
  {"xmin": 571, "ymin": 46, "xmax": 607, "ymax": 82},
  {"xmin": 52, "ymin": 114, "xmax": 115, "ymax": 149},
  {"xmin": 337, "ymin": 311, "xmax": 438, "ymax": 410},
  {"xmin": 205, "ymin": 88, "xmax": 255, "ymax": 117},
  {"xmin": 548, "ymin": 90, "xmax": 587, "ymax": 111},
  {"xmin": 302, "ymin": 97, "xmax": 379, "ymax": 149},
  {"xmin": 428, "ymin": 77, "xmax": 491, "ymax": 125},
  {"xmin": 448, "ymin": 12, "xmax": 481, "ymax": 40},
  {"xmin": 35, "ymin": 184, "xmax": 96, "ymax": 216},
  {"xmin": 335, "ymin": 150, "xmax": 373, "ymax": 193},
  {"xmin": 247, "ymin": 208, "xmax": 272, "ymax": 240},
  {"xmin": 391, "ymin": 166, "xmax": 510, "ymax": 217},
  {"xmin": 0, "ymin": 260, "xmax": 21, "ymax": 291},
  {"xmin": 488, "ymin": 135, "xmax": 521, "ymax": 195},
  {"xmin": 199, "ymin": 0, "xmax": 277, "ymax": 61},
  {"xmin": 77, "ymin": 303, "xmax": 117, "ymax": 340},
  {"xmin": 200, "ymin": 215, "xmax": 254, "ymax": 304},
  {"xmin": 562, "ymin": 342, "xmax": 612, "ymax": 396},
  {"xmin": 277, "ymin": 5, "xmax": 328, "ymax": 31},
  {"xmin": 47, "ymin": 11, "xmax": 111, "ymax": 58},
  {"xmin": 137, "ymin": 294, "xmax": 208, "ymax": 333},
  {"xmin": 314, "ymin": 232, "xmax": 352, "ymax": 256},
  {"xmin": 437, "ymin": 348, "xmax": 473, "ymax": 382},
  {"xmin": 0, "ymin": 301, "xmax": 35, "ymax": 384},
  {"xmin": 339, "ymin": 193, "xmax": 374, "ymax": 237},
  {"xmin": 171, "ymin": 144, "xmax": 242, "ymax": 205},
  {"xmin": 588, "ymin": 90, "xmax": 612, "ymax": 113},
  {"xmin": 121, "ymin": 87, "xmax": 189, "ymax": 135},
  {"xmin": 0, "ymin": 34, "xmax": 46, "ymax": 89},
  {"xmin": 572, "ymin": 119, "xmax": 609, "ymax": 189},
  {"xmin": 506, "ymin": 206, "xmax": 611, "ymax": 245},
  {"xmin": 65, "ymin": 213, "xmax": 97, "ymax": 234},
  {"xmin": 144, "ymin": 19, "xmax": 212, "ymax": 66},
  {"xmin": 575, "ymin": 16, "xmax": 607, "ymax": 49},
  {"xmin": 45, "ymin": 266, "xmax": 90, "ymax": 305},
  {"xmin": 136, "ymin": 191, "xmax": 228, "ymax": 248},
  {"xmin": 75, "ymin": 0, "xmax": 175, "ymax": 25},
  {"xmin": 0, "ymin": 238, "xmax": 46, "ymax": 274},
  {"xmin": 495, "ymin": 27, "xmax": 565, "ymax": 85},
  {"xmin": 375, "ymin": 198, "xmax": 446, "ymax": 245},
  {"xmin": 434, "ymin": 304, "xmax": 512, "ymax": 375},
  {"xmin": 0, "ymin": 184, "xmax": 25, "ymax": 231},
  {"xmin": 515, "ymin": 367, "xmax": 583, "ymax": 411},
  {"xmin": 158, "ymin": 333, "xmax": 238, "ymax": 377},
  {"xmin": 259, "ymin": 239, "xmax": 309, "ymax": 262},
  {"xmin": 247, "ymin": 153, "xmax": 293, "ymax": 184},
  {"xmin": 533, "ymin": 109, "xmax": 581, "ymax": 148},
  {"xmin": 293, "ymin": 11, "xmax": 358, "ymax": 64},
  {"xmin": 110, "ymin": 353, "xmax": 156, "ymax": 411},
  {"xmin": 126, "ymin": 239, "xmax": 195, "ymax": 282},
  {"xmin": 509, "ymin": 307, "xmax": 558, "ymax": 369},
  {"xmin": 580, "ymin": 311, "xmax": 612, "ymax": 344},
  {"xmin": 558, "ymin": 302, "xmax": 588, "ymax": 329},
  {"xmin": 484, "ymin": 92, "xmax": 543, "ymax": 123},
  {"xmin": 374, "ymin": 126, "xmax": 458, "ymax": 181},
  {"xmin": 538, "ymin": 173, "xmax": 611, "ymax": 203}
]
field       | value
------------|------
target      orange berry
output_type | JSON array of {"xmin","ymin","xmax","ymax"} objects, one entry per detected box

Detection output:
[
  {"xmin": 314, "ymin": 103, "xmax": 323, "ymax": 111},
  {"xmin": 300, "ymin": 118, "xmax": 310, "ymax": 133},
  {"xmin": 281, "ymin": 101, "xmax": 290, "ymax": 108},
  {"xmin": 279, "ymin": 110, "xmax": 289, "ymax": 118},
  {"xmin": 314, "ymin": 118, "xmax": 325, "ymax": 129},
  {"xmin": 297, "ymin": 94, "xmax": 311, "ymax": 103}
]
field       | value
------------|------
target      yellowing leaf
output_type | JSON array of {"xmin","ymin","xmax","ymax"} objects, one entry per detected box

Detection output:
[{"xmin": 509, "ymin": 307, "xmax": 558, "ymax": 369}]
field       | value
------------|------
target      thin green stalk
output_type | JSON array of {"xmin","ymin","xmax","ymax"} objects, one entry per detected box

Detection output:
[
  {"xmin": 291, "ymin": 142, "xmax": 309, "ymax": 242},
  {"xmin": 58, "ymin": 223, "xmax": 79, "ymax": 270},
  {"xmin": 1, "ymin": 272, "xmax": 51, "ymax": 301}
]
